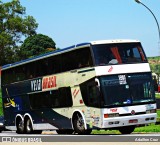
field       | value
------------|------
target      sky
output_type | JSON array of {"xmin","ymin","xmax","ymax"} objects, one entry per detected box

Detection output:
[{"xmin": 4, "ymin": 0, "xmax": 160, "ymax": 57}]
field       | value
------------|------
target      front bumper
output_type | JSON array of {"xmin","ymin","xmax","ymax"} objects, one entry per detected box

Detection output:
[{"xmin": 102, "ymin": 113, "xmax": 157, "ymax": 128}]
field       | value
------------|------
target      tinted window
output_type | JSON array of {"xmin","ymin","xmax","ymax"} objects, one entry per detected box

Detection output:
[
  {"xmin": 47, "ymin": 55, "xmax": 61, "ymax": 74},
  {"xmin": 80, "ymin": 79, "xmax": 102, "ymax": 107},
  {"xmin": 99, "ymin": 73, "xmax": 155, "ymax": 107},
  {"xmin": 29, "ymin": 87, "xmax": 73, "ymax": 109},
  {"xmin": 2, "ymin": 47, "xmax": 93, "ymax": 85},
  {"xmin": 2, "ymin": 67, "xmax": 23, "ymax": 85},
  {"xmin": 61, "ymin": 47, "xmax": 93, "ymax": 72},
  {"xmin": 92, "ymin": 42, "xmax": 147, "ymax": 66}
]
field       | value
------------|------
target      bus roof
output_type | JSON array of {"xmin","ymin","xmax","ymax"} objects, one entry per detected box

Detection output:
[
  {"xmin": 2, "ymin": 39, "xmax": 140, "ymax": 70},
  {"xmin": 90, "ymin": 39, "xmax": 140, "ymax": 45}
]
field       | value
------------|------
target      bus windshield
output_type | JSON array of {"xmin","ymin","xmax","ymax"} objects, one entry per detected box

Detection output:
[
  {"xmin": 100, "ymin": 73, "xmax": 155, "ymax": 107},
  {"xmin": 92, "ymin": 42, "xmax": 147, "ymax": 66}
]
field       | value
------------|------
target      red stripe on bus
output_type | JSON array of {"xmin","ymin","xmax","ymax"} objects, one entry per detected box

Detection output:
[
  {"xmin": 74, "ymin": 90, "xmax": 80, "ymax": 98},
  {"xmin": 73, "ymin": 89, "xmax": 77, "ymax": 96}
]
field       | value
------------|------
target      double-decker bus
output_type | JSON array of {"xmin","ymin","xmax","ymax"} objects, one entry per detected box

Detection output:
[{"xmin": 1, "ymin": 39, "xmax": 157, "ymax": 134}]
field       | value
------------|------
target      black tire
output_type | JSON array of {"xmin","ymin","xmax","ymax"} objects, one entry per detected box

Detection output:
[
  {"xmin": 56, "ymin": 129, "xmax": 74, "ymax": 134},
  {"xmin": 73, "ymin": 113, "xmax": 92, "ymax": 135},
  {"xmin": 119, "ymin": 126, "xmax": 135, "ymax": 134},
  {"xmin": 16, "ymin": 118, "xmax": 25, "ymax": 134},
  {"xmin": 24, "ymin": 118, "xmax": 33, "ymax": 134}
]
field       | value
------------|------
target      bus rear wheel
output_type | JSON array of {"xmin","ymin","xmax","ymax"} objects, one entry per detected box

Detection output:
[
  {"xmin": 119, "ymin": 125, "xmax": 135, "ymax": 134},
  {"xmin": 73, "ymin": 113, "xmax": 92, "ymax": 135},
  {"xmin": 25, "ymin": 118, "xmax": 33, "ymax": 134},
  {"xmin": 16, "ymin": 118, "xmax": 24, "ymax": 134},
  {"xmin": 24, "ymin": 118, "xmax": 42, "ymax": 134}
]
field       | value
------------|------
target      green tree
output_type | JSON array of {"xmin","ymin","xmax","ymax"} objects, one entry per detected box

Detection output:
[
  {"xmin": 19, "ymin": 34, "xmax": 56, "ymax": 60},
  {"xmin": 0, "ymin": 0, "xmax": 38, "ymax": 66}
]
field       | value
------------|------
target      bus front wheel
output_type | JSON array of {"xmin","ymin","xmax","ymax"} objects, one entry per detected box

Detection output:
[
  {"xmin": 119, "ymin": 125, "xmax": 135, "ymax": 134},
  {"xmin": 73, "ymin": 113, "xmax": 92, "ymax": 135}
]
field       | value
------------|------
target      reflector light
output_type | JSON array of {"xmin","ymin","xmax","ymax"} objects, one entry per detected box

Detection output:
[
  {"xmin": 104, "ymin": 114, "xmax": 109, "ymax": 118},
  {"xmin": 104, "ymin": 113, "xmax": 119, "ymax": 118},
  {"xmin": 129, "ymin": 119, "xmax": 138, "ymax": 123},
  {"xmin": 79, "ymin": 100, "xmax": 83, "ymax": 104}
]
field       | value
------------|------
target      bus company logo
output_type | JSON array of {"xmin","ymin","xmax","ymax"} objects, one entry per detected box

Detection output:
[
  {"xmin": 110, "ymin": 108, "xmax": 117, "ymax": 112},
  {"xmin": 42, "ymin": 76, "xmax": 57, "ymax": 90},
  {"xmin": 31, "ymin": 79, "xmax": 42, "ymax": 92},
  {"xmin": 108, "ymin": 66, "xmax": 113, "ymax": 73},
  {"xmin": 4, "ymin": 98, "xmax": 16, "ymax": 108},
  {"xmin": 131, "ymin": 110, "xmax": 136, "ymax": 115}
]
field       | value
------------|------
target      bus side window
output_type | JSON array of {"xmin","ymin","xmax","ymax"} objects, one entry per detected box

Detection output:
[
  {"xmin": 51, "ymin": 90, "xmax": 60, "ymax": 107},
  {"xmin": 80, "ymin": 79, "xmax": 101, "ymax": 107},
  {"xmin": 88, "ymin": 85, "xmax": 100, "ymax": 107},
  {"xmin": 76, "ymin": 47, "xmax": 93, "ymax": 68},
  {"xmin": 61, "ymin": 47, "xmax": 93, "ymax": 72},
  {"xmin": 59, "ymin": 87, "xmax": 73, "ymax": 107}
]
